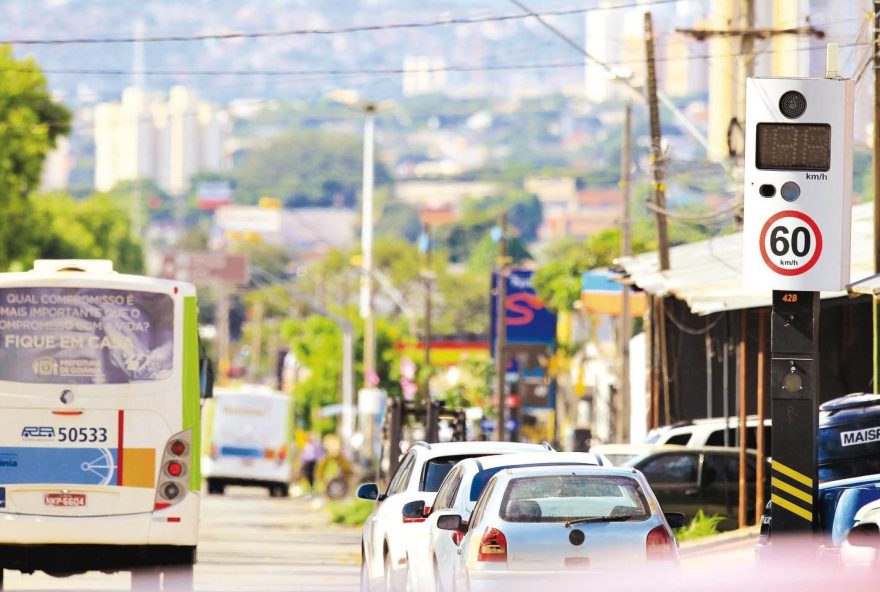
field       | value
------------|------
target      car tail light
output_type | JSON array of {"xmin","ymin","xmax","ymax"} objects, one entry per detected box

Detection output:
[
  {"xmin": 646, "ymin": 525, "xmax": 675, "ymax": 560},
  {"xmin": 278, "ymin": 445, "xmax": 288, "ymax": 462},
  {"xmin": 477, "ymin": 528, "xmax": 507, "ymax": 563},
  {"xmin": 452, "ymin": 531, "xmax": 464, "ymax": 546},
  {"xmin": 154, "ymin": 429, "xmax": 191, "ymax": 511}
]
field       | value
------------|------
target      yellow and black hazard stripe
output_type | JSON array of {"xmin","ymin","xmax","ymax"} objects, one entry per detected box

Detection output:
[{"xmin": 770, "ymin": 460, "xmax": 814, "ymax": 523}]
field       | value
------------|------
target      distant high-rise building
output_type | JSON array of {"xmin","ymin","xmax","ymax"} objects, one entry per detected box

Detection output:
[
  {"xmin": 40, "ymin": 137, "xmax": 72, "ymax": 191},
  {"xmin": 402, "ymin": 56, "xmax": 448, "ymax": 96},
  {"xmin": 93, "ymin": 86, "xmax": 230, "ymax": 195}
]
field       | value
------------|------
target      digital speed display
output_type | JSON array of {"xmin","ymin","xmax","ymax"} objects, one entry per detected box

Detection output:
[{"xmin": 755, "ymin": 123, "xmax": 831, "ymax": 172}]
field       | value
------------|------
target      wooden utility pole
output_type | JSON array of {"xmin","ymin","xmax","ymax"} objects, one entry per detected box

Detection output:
[
  {"xmin": 249, "ymin": 300, "xmax": 264, "ymax": 379},
  {"xmin": 645, "ymin": 11, "xmax": 670, "ymax": 271},
  {"xmin": 645, "ymin": 12, "xmax": 672, "ymax": 425},
  {"xmin": 738, "ymin": 309, "xmax": 748, "ymax": 529},
  {"xmin": 617, "ymin": 103, "xmax": 633, "ymax": 443},
  {"xmin": 495, "ymin": 213, "xmax": 508, "ymax": 442},
  {"xmin": 874, "ymin": 1, "xmax": 880, "ymax": 274},
  {"xmin": 755, "ymin": 309, "xmax": 768, "ymax": 525}
]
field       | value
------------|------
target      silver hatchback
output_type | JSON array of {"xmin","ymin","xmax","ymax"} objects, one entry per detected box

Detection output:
[{"xmin": 441, "ymin": 465, "xmax": 684, "ymax": 592}]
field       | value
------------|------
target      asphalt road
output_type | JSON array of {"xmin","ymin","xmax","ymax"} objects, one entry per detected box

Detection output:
[{"xmin": 1, "ymin": 487, "xmax": 361, "ymax": 592}]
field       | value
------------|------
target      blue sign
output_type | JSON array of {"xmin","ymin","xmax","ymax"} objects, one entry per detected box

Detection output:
[
  {"xmin": 490, "ymin": 268, "xmax": 557, "ymax": 352},
  {"xmin": 479, "ymin": 418, "xmax": 519, "ymax": 433}
]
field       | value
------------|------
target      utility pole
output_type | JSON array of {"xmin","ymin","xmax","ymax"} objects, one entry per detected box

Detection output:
[
  {"xmin": 645, "ymin": 11, "xmax": 672, "ymax": 425},
  {"xmin": 617, "ymin": 103, "xmax": 632, "ymax": 443},
  {"xmin": 874, "ymin": 1, "xmax": 880, "ymax": 274},
  {"xmin": 215, "ymin": 283, "xmax": 230, "ymax": 384},
  {"xmin": 677, "ymin": 1, "xmax": 824, "ymax": 159},
  {"xmin": 495, "ymin": 213, "xmax": 508, "ymax": 442},
  {"xmin": 360, "ymin": 103, "xmax": 377, "ymax": 383},
  {"xmin": 249, "ymin": 300, "xmax": 264, "ymax": 379},
  {"xmin": 421, "ymin": 223, "xmax": 433, "ymax": 401},
  {"xmin": 644, "ymin": 12, "xmax": 670, "ymax": 271}
]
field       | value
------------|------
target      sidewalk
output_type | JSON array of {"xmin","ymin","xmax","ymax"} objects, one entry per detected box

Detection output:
[{"xmin": 678, "ymin": 525, "xmax": 760, "ymax": 557}]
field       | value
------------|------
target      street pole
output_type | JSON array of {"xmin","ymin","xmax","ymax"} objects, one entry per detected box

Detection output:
[
  {"xmin": 495, "ymin": 213, "xmax": 508, "ymax": 442},
  {"xmin": 869, "ymin": 1, "xmax": 879, "ymax": 274},
  {"xmin": 215, "ymin": 283, "xmax": 230, "ymax": 383},
  {"xmin": 618, "ymin": 103, "xmax": 632, "ymax": 443},
  {"xmin": 422, "ymin": 223, "xmax": 433, "ymax": 370},
  {"xmin": 360, "ymin": 103, "xmax": 377, "ymax": 382}
]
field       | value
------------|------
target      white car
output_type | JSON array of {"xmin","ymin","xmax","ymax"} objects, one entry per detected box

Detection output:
[
  {"xmin": 405, "ymin": 451, "xmax": 610, "ymax": 592},
  {"xmin": 357, "ymin": 441, "xmax": 552, "ymax": 592},
  {"xmin": 443, "ymin": 465, "xmax": 684, "ymax": 592},
  {"xmin": 841, "ymin": 499, "xmax": 880, "ymax": 570},
  {"xmin": 644, "ymin": 416, "xmax": 771, "ymax": 448}
]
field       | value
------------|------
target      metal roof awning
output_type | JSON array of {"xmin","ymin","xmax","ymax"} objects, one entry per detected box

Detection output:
[{"xmin": 614, "ymin": 202, "xmax": 874, "ymax": 316}]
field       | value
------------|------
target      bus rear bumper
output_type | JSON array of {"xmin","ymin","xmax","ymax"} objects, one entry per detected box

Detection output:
[{"xmin": 0, "ymin": 491, "xmax": 199, "ymax": 547}]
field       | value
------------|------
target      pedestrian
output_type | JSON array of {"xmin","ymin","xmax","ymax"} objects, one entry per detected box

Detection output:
[{"xmin": 299, "ymin": 434, "xmax": 325, "ymax": 492}]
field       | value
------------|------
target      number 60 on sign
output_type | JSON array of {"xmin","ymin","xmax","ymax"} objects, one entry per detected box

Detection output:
[{"xmin": 759, "ymin": 210, "xmax": 823, "ymax": 276}]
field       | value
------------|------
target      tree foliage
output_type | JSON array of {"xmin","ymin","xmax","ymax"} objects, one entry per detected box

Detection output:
[
  {"xmin": 0, "ymin": 47, "xmax": 72, "ymax": 270},
  {"xmin": 26, "ymin": 193, "xmax": 144, "ymax": 273},
  {"xmin": 233, "ymin": 130, "xmax": 392, "ymax": 208}
]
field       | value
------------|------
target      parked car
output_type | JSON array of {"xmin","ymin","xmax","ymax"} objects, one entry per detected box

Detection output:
[
  {"xmin": 442, "ymin": 465, "xmax": 683, "ymax": 592},
  {"xmin": 357, "ymin": 441, "xmax": 552, "ymax": 592},
  {"xmin": 644, "ymin": 416, "xmax": 771, "ymax": 449},
  {"xmin": 405, "ymin": 451, "xmax": 609, "ymax": 592},
  {"xmin": 590, "ymin": 443, "xmax": 685, "ymax": 467},
  {"xmin": 624, "ymin": 446, "xmax": 768, "ymax": 530},
  {"xmin": 841, "ymin": 499, "xmax": 880, "ymax": 570}
]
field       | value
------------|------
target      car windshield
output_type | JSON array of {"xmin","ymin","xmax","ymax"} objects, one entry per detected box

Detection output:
[{"xmin": 500, "ymin": 475, "xmax": 650, "ymax": 523}]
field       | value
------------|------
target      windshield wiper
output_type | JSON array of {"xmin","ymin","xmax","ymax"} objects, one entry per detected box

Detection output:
[{"xmin": 564, "ymin": 515, "xmax": 641, "ymax": 528}]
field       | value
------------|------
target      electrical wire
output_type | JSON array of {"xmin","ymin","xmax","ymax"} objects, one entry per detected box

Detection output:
[{"xmin": 0, "ymin": 0, "xmax": 682, "ymax": 46}]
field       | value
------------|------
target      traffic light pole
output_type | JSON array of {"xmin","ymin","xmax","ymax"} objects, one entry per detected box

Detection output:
[{"xmin": 769, "ymin": 290, "xmax": 820, "ymax": 536}]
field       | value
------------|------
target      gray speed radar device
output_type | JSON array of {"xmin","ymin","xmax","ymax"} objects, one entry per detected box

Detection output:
[{"xmin": 742, "ymin": 73, "xmax": 855, "ymax": 538}]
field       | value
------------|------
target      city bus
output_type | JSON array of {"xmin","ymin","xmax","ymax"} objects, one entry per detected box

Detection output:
[{"xmin": 0, "ymin": 260, "xmax": 212, "ymax": 590}]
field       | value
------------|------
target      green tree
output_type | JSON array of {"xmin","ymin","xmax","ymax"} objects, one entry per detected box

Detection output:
[
  {"xmin": 0, "ymin": 47, "xmax": 71, "ymax": 270},
  {"xmin": 233, "ymin": 130, "xmax": 391, "ymax": 207},
  {"xmin": 28, "ymin": 193, "xmax": 144, "ymax": 273}
]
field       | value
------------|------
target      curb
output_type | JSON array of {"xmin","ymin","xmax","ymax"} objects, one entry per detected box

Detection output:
[{"xmin": 678, "ymin": 526, "xmax": 760, "ymax": 557}]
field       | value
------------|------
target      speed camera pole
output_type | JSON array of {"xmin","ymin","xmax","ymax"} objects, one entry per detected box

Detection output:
[{"xmin": 743, "ymin": 47, "xmax": 854, "ymax": 539}]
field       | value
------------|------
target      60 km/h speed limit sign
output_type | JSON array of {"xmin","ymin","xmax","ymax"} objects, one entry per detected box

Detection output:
[{"xmin": 759, "ymin": 211, "xmax": 823, "ymax": 276}]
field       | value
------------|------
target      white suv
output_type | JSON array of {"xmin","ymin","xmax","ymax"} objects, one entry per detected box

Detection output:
[
  {"xmin": 357, "ymin": 441, "xmax": 551, "ymax": 592},
  {"xmin": 644, "ymin": 416, "xmax": 771, "ymax": 449}
]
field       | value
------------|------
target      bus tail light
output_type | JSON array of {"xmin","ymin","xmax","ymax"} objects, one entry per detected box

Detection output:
[
  {"xmin": 477, "ymin": 528, "xmax": 508, "ymax": 563},
  {"xmin": 154, "ymin": 429, "xmax": 192, "ymax": 511},
  {"xmin": 646, "ymin": 525, "xmax": 675, "ymax": 560}
]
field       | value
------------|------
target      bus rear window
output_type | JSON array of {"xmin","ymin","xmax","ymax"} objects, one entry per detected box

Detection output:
[{"xmin": 0, "ymin": 287, "xmax": 174, "ymax": 384}]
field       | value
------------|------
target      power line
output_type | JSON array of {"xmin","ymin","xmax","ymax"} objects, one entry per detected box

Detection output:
[{"xmin": 1, "ymin": 0, "xmax": 681, "ymax": 46}]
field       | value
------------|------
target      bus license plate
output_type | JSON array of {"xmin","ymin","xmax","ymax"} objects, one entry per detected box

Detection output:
[{"xmin": 44, "ymin": 493, "xmax": 86, "ymax": 508}]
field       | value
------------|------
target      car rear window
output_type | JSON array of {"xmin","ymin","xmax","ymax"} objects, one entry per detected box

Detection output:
[
  {"xmin": 470, "ymin": 462, "xmax": 592, "ymax": 501},
  {"xmin": 500, "ymin": 475, "xmax": 649, "ymax": 523}
]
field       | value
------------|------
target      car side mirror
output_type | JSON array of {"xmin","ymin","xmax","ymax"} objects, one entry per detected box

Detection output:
[
  {"xmin": 402, "ymin": 500, "xmax": 426, "ymax": 520},
  {"xmin": 437, "ymin": 514, "xmax": 463, "ymax": 531},
  {"xmin": 847, "ymin": 523, "xmax": 880, "ymax": 548},
  {"xmin": 665, "ymin": 512, "xmax": 687, "ymax": 529},
  {"xmin": 357, "ymin": 483, "xmax": 381, "ymax": 501},
  {"xmin": 199, "ymin": 357, "xmax": 214, "ymax": 399}
]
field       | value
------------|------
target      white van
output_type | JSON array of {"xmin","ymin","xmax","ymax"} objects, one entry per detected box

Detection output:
[{"xmin": 202, "ymin": 387, "xmax": 294, "ymax": 497}]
